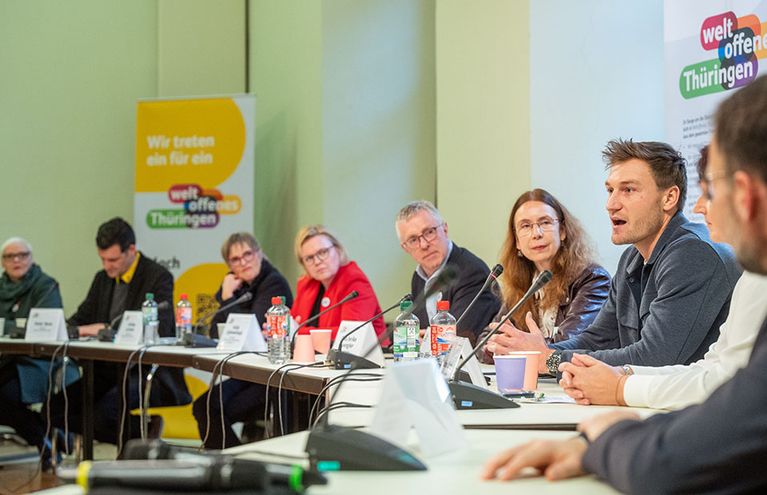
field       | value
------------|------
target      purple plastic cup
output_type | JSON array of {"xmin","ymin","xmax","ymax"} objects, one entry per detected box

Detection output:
[{"xmin": 495, "ymin": 355, "xmax": 527, "ymax": 393}]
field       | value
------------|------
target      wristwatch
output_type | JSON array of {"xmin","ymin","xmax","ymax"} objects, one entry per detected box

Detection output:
[{"xmin": 545, "ymin": 350, "xmax": 562, "ymax": 375}]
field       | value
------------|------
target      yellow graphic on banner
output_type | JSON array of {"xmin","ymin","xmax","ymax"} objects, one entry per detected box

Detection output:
[
  {"xmin": 173, "ymin": 263, "xmax": 230, "ymax": 322},
  {"xmin": 136, "ymin": 98, "xmax": 246, "ymax": 192}
]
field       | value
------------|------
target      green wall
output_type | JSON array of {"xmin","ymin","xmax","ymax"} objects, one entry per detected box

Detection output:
[
  {"xmin": 1, "ymin": 0, "xmax": 527, "ymax": 314},
  {"xmin": 249, "ymin": 0, "xmax": 437, "ymax": 304},
  {"xmin": 436, "ymin": 0, "xmax": 531, "ymax": 266},
  {"xmin": 0, "ymin": 0, "xmax": 158, "ymax": 312},
  {"xmin": 0, "ymin": 0, "xmax": 248, "ymax": 313}
]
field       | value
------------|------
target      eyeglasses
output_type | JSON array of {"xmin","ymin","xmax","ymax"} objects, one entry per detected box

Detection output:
[
  {"xmin": 401, "ymin": 225, "xmax": 443, "ymax": 250},
  {"xmin": 516, "ymin": 218, "xmax": 559, "ymax": 237},
  {"xmin": 703, "ymin": 171, "xmax": 731, "ymax": 200},
  {"xmin": 228, "ymin": 250, "xmax": 256, "ymax": 266},
  {"xmin": 2, "ymin": 252, "xmax": 30, "ymax": 262},
  {"xmin": 302, "ymin": 246, "xmax": 333, "ymax": 265}
]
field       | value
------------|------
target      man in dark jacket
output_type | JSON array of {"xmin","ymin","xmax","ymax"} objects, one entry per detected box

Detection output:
[
  {"xmin": 396, "ymin": 200, "xmax": 500, "ymax": 344},
  {"xmin": 482, "ymin": 75, "xmax": 767, "ymax": 494},
  {"xmin": 50, "ymin": 217, "xmax": 191, "ymax": 444}
]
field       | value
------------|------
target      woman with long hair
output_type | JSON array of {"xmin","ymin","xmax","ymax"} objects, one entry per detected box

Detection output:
[{"xmin": 485, "ymin": 189, "xmax": 610, "ymax": 358}]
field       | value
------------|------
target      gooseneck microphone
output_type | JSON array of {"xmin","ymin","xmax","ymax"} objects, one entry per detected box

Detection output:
[
  {"xmin": 58, "ymin": 438, "xmax": 327, "ymax": 493},
  {"xmin": 447, "ymin": 270, "xmax": 553, "ymax": 410},
  {"xmin": 454, "ymin": 263, "xmax": 503, "ymax": 328},
  {"xmin": 305, "ymin": 319, "xmax": 427, "ymax": 471},
  {"xmin": 290, "ymin": 290, "xmax": 359, "ymax": 350},
  {"xmin": 32, "ymin": 280, "xmax": 60, "ymax": 308},
  {"xmin": 327, "ymin": 293, "xmax": 412, "ymax": 370},
  {"xmin": 98, "ymin": 300, "xmax": 170, "ymax": 342},
  {"xmin": 194, "ymin": 291, "xmax": 254, "ymax": 335}
]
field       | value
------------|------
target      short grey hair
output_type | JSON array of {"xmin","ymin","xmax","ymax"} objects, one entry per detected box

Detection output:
[
  {"xmin": 395, "ymin": 200, "xmax": 443, "ymax": 225},
  {"xmin": 220, "ymin": 232, "xmax": 261, "ymax": 262},
  {"xmin": 1, "ymin": 237, "xmax": 32, "ymax": 254}
]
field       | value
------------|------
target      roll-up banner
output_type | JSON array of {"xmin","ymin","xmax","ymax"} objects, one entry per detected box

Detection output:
[
  {"xmin": 134, "ymin": 95, "xmax": 255, "ymax": 320},
  {"xmin": 665, "ymin": 0, "xmax": 766, "ymax": 220}
]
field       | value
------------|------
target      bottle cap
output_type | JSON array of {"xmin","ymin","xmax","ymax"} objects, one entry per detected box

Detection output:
[
  {"xmin": 436, "ymin": 300, "xmax": 450, "ymax": 311},
  {"xmin": 145, "ymin": 293, "xmax": 154, "ymax": 300},
  {"xmin": 180, "ymin": 293, "xmax": 188, "ymax": 300},
  {"xmin": 400, "ymin": 300, "xmax": 413, "ymax": 311},
  {"xmin": 271, "ymin": 296, "xmax": 282, "ymax": 305}
]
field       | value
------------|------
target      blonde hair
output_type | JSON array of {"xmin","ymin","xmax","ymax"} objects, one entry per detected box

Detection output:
[{"xmin": 294, "ymin": 225, "xmax": 349, "ymax": 267}]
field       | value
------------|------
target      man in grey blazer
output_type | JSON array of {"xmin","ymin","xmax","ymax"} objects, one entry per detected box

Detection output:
[{"xmin": 482, "ymin": 74, "xmax": 767, "ymax": 493}]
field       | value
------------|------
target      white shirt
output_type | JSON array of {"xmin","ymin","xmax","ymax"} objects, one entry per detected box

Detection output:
[
  {"xmin": 416, "ymin": 241, "xmax": 454, "ymax": 322},
  {"xmin": 623, "ymin": 271, "xmax": 767, "ymax": 410}
]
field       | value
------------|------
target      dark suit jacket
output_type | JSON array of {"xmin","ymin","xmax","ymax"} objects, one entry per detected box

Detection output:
[
  {"xmin": 68, "ymin": 252, "xmax": 190, "ymax": 406},
  {"xmin": 583, "ymin": 315, "xmax": 767, "ymax": 494},
  {"xmin": 411, "ymin": 243, "xmax": 500, "ymax": 345},
  {"xmin": 210, "ymin": 259, "xmax": 293, "ymax": 338}
]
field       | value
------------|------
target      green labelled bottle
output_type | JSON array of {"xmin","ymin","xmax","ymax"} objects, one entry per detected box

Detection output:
[{"xmin": 393, "ymin": 300, "xmax": 419, "ymax": 362}]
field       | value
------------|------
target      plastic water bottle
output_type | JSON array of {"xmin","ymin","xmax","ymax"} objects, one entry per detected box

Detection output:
[
  {"xmin": 267, "ymin": 296, "xmax": 290, "ymax": 364},
  {"xmin": 175, "ymin": 293, "xmax": 193, "ymax": 341},
  {"xmin": 393, "ymin": 300, "xmax": 420, "ymax": 362},
  {"xmin": 429, "ymin": 300, "xmax": 456, "ymax": 365},
  {"xmin": 141, "ymin": 293, "xmax": 159, "ymax": 345}
]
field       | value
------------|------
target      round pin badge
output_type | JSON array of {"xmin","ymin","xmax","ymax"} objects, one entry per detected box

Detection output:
[{"xmin": 321, "ymin": 297, "xmax": 331, "ymax": 308}]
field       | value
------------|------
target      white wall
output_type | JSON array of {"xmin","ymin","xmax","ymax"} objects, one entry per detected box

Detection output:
[{"xmin": 530, "ymin": 0, "xmax": 665, "ymax": 273}]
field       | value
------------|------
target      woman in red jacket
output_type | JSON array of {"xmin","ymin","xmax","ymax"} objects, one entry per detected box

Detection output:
[{"xmin": 291, "ymin": 225, "xmax": 385, "ymax": 340}]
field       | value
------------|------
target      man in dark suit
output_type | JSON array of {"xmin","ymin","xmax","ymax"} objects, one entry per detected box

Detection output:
[
  {"xmin": 396, "ymin": 200, "xmax": 500, "ymax": 344},
  {"xmin": 482, "ymin": 75, "xmax": 767, "ymax": 493},
  {"xmin": 51, "ymin": 217, "xmax": 190, "ymax": 444}
]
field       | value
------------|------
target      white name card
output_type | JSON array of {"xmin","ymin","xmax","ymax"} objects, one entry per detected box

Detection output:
[
  {"xmin": 441, "ymin": 336, "xmax": 486, "ymax": 388},
  {"xmin": 115, "ymin": 311, "xmax": 145, "ymax": 346},
  {"xmin": 25, "ymin": 308, "xmax": 68, "ymax": 342},
  {"xmin": 217, "ymin": 313, "xmax": 266, "ymax": 352},
  {"xmin": 333, "ymin": 320, "xmax": 384, "ymax": 367},
  {"xmin": 370, "ymin": 359, "xmax": 465, "ymax": 457}
]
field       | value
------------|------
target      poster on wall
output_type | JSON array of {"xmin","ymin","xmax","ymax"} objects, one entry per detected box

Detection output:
[
  {"xmin": 134, "ymin": 95, "xmax": 255, "ymax": 321},
  {"xmin": 665, "ymin": 0, "xmax": 767, "ymax": 220}
]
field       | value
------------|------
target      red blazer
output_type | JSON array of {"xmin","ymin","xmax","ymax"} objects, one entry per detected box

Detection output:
[{"xmin": 291, "ymin": 261, "xmax": 385, "ymax": 341}]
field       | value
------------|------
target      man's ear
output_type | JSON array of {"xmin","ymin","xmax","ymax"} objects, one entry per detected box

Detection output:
[
  {"xmin": 732, "ymin": 171, "xmax": 757, "ymax": 222},
  {"xmin": 662, "ymin": 186, "xmax": 681, "ymax": 213}
]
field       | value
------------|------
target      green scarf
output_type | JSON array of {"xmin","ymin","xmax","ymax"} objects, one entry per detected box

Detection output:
[{"xmin": 0, "ymin": 263, "xmax": 44, "ymax": 318}]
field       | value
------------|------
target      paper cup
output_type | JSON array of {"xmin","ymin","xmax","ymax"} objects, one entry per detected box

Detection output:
[
  {"xmin": 494, "ymin": 355, "xmax": 527, "ymax": 393},
  {"xmin": 310, "ymin": 329, "xmax": 332, "ymax": 354},
  {"xmin": 293, "ymin": 334, "xmax": 315, "ymax": 363},
  {"xmin": 506, "ymin": 351, "xmax": 541, "ymax": 390}
]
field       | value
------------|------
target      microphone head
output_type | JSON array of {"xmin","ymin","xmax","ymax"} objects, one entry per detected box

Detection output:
[
  {"xmin": 238, "ymin": 292, "xmax": 254, "ymax": 303},
  {"xmin": 123, "ymin": 439, "xmax": 168, "ymax": 460},
  {"xmin": 490, "ymin": 264, "xmax": 504, "ymax": 278},
  {"xmin": 401, "ymin": 293, "xmax": 413, "ymax": 303},
  {"xmin": 532, "ymin": 270, "xmax": 553, "ymax": 291},
  {"xmin": 347, "ymin": 290, "xmax": 360, "ymax": 300}
]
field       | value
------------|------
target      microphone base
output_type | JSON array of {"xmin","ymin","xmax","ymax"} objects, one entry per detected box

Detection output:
[
  {"xmin": 182, "ymin": 333, "xmax": 218, "ymax": 348},
  {"xmin": 326, "ymin": 349, "xmax": 382, "ymax": 370},
  {"xmin": 448, "ymin": 380, "xmax": 520, "ymax": 410},
  {"xmin": 305, "ymin": 424, "xmax": 426, "ymax": 471}
]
